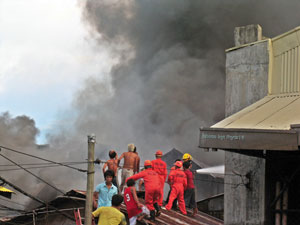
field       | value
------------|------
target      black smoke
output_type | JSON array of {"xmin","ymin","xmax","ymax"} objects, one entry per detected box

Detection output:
[{"xmin": 78, "ymin": 0, "xmax": 300, "ymax": 164}]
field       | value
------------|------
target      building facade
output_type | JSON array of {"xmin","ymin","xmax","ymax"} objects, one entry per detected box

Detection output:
[{"xmin": 200, "ymin": 25, "xmax": 300, "ymax": 225}]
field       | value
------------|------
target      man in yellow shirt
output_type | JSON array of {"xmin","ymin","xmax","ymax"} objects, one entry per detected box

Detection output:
[{"xmin": 92, "ymin": 194, "xmax": 126, "ymax": 225}]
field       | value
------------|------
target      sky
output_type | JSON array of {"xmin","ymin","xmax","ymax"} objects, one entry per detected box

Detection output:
[{"xmin": 0, "ymin": 0, "xmax": 114, "ymax": 143}]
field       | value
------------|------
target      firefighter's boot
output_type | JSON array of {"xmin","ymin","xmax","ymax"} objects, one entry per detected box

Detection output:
[
  {"xmin": 153, "ymin": 202, "xmax": 161, "ymax": 217},
  {"xmin": 150, "ymin": 210, "xmax": 156, "ymax": 221}
]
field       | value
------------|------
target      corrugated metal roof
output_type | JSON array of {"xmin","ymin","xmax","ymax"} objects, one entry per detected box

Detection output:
[
  {"xmin": 212, "ymin": 94, "xmax": 300, "ymax": 130},
  {"xmin": 197, "ymin": 193, "xmax": 224, "ymax": 203},
  {"xmin": 2, "ymin": 189, "xmax": 223, "ymax": 224},
  {"xmin": 120, "ymin": 201, "xmax": 223, "ymax": 225},
  {"xmin": 74, "ymin": 190, "xmax": 223, "ymax": 225}
]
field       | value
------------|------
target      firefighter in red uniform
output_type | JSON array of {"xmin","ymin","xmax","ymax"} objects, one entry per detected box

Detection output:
[
  {"xmin": 126, "ymin": 160, "xmax": 161, "ymax": 220},
  {"xmin": 165, "ymin": 161, "xmax": 187, "ymax": 215},
  {"xmin": 151, "ymin": 150, "xmax": 167, "ymax": 206}
]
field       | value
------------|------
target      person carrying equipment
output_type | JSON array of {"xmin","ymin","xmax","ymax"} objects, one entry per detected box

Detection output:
[
  {"xmin": 126, "ymin": 160, "xmax": 161, "ymax": 221},
  {"xmin": 151, "ymin": 150, "xmax": 167, "ymax": 206},
  {"xmin": 165, "ymin": 161, "xmax": 187, "ymax": 215}
]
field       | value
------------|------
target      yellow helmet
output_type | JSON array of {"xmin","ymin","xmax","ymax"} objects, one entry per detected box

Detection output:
[{"xmin": 182, "ymin": 153, "xmax": 192, "ymax": 161}]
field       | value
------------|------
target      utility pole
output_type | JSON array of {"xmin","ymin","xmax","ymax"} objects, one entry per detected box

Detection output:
[{"xmin": 85, "ymin": 134, "xmax": 95, "ymax": 225}]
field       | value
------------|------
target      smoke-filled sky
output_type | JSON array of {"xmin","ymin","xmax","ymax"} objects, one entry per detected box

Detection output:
[
  {"xmin": 79, "ymin": 0, "xmax": 300, "ymax": 164},
  {"xmin": 1, "ymin": 0, "xmax": 300, "ymax": 214}
]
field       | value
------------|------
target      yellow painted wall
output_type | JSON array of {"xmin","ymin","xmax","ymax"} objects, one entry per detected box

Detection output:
[{"xmin": 269, "ymin": 27, "xmax": 300, "ymax": 94}]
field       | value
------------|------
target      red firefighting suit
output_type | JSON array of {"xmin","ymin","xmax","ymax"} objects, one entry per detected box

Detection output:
[
  {"xmin": 126, "ymin": 169, "xmax": 161, "ymax": 211},
  {"xmin": 165, "ymin": 168, "xmax": 187, "ymax": 215},
  {"xmin": 151, "ymin": 158, "xmax": 167, "ymax": 206}
]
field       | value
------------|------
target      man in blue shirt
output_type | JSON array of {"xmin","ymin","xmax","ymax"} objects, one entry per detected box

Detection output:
[{"xmin": 94, "ymin": 170, "xmax": 118, "ymax": 208}]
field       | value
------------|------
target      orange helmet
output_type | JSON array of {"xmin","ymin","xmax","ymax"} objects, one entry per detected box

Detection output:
[
  {"xmin": 144, "ymin": 160, "xmax": 152, "ymax": 167},
  {"xmin": 155, "ymin": 150, "xmax": 163, "ymax": 155},
  {"xmin": 174, "ymin": 161, "xmax": 183, "ymax": 168}
]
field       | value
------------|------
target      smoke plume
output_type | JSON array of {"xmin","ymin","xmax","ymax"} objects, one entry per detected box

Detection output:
[
  {"xmin": 78, "ymin": 0, "xmax": 300, "ymax": 164},
  {"xmin": 0, "ymin": 113, "xmax": 89, "ymax": 212}
]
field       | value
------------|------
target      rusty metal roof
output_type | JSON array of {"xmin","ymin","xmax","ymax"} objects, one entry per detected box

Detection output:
[
  {"xmin": 120, "ymin": 199, "xmax": 223, "ymax": 225},
  {"xmin": 71, "ymin": 190, "xmax": 223, "ymax": 224},
  {"xmin": 197, "ymin": 193, "xmax": 224, "ymax": 203},
  {"xmin": 2, "ymin": 189, "xmax": 223, "ymax": 225},
  {"xmin": 72, "ymin": 189, "xmax": 224, "ymax": 225},
  {"xmin": 68, "ymin": 190, "xmax": 223, "ymax": 225}
]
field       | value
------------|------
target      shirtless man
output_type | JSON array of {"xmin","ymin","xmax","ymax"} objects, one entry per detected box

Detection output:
[
  {"xmin": 103, "ymin": 150, "xmax": 119, "ymax": 189},
  {"xmin": 118, "ymin": 143, "xmax": 140, "ymax": 193}
]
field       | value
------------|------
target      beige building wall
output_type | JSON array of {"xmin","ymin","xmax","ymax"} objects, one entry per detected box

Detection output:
[
  {"xmin": 224, "ymin": 25, "xmax": 300, "ymax": 225},
  {"xmin": 269, "ymin": 27, "xmax": 300, "ymax": 94}
]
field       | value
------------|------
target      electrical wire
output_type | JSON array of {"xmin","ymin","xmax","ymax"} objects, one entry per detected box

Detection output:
[
  {"xmin": 0, "ymin": 163, "xmax": 88, "ymax": 172},
  {"xmin": 0, "ymin": 158, "xmax": 109, "ymax": 172},
  {"xmin": 0, "ymin": 155, "xmax": 87, "ymax": 213},
  {"xmin": 0, "ymin": 144, "xmax": 242, "ymax": 179},
  {"xmin": 3, "ymin": 206, "xmax": 84, "ymax": 218},
  {"xmin": 0, "ymin": 160, "xmax": 240, "ymax": 187},
  {"xmin": 0, "ymin": 144, "xmax": 237, "ymax": 176},
  {"xmin": 0, "ymin": 153, "xmax": 67, "ymax": 196},
  {"xmin": 0, "ymin": 175, "xmax": 78, "ymax": 222},
  {"xmin": 0, "ymin": 161, "xmax": 89, "ymax": 167},
  {"xmin": 0, "ymin": 143, "xmax": 244, "ymax": 187},
  {"xmin": 0, "ymin": 145, "xmax": 87, "ymax": 172},
  {"xmin": 0, "ymin": 162, "xmax": 237, "ymax": 179},
  {"xmin": 1, "ymin": 207, "xmax": 85, "ymax": 225}
]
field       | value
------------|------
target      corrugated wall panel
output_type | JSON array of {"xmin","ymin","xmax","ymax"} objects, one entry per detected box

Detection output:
[
  {"xmin": 274, "ymin": 47, "xmax": 300, "ymax": 94},
  {"xmin": 298, "ymin": 46, "xmax": 300, "ymax": 91},
  {"xmin": 292, "ymin": 48, "xmax": 295, "ymax": 91},
  {"xmin": 270, "ymin": 28, "xmax": 300, "ymax": 94}
]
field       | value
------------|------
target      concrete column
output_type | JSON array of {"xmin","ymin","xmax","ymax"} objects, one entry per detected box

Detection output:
[{"xmin": 224, "ymin": 25, "xmax": 268, "ymax": 225}]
